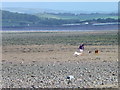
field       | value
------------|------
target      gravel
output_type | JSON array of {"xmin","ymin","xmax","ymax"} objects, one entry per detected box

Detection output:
[{"xmin": 2, "ymin": 58, "xmax": 118, "ymax": 88}]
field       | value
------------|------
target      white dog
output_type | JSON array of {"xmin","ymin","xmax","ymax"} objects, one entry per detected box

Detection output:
[{"xmin": 73, "ymin": 51, "xmax": 82, "ymax": 56}]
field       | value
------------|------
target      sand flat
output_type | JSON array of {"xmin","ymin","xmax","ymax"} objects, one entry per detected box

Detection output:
[{"xmin": 2, "ymin": 45, "xmax": 118, "ymax": 62}]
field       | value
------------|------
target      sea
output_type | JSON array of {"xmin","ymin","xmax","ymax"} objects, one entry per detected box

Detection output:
[{"xmin": 1, "ymin": 24, "xmax": 118, "ymax": 32}]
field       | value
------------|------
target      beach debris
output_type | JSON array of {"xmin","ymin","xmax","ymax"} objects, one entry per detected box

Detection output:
[
  {"xmin": 66, "ymin": 75, "xmax": 75, "ymax": 80},
  {"xmin": 88, "ymin": 51, "xmax": 92, "ymax": 53},
  {"xmin": 2, "ymin": 60, "xmax": 6, "ymax": 62},
  {"xmin": 73, "ymin": 51, "xmax": 82, "ymax": 56},
  {"xmin": 31, "ymin": 85, "xmax": 36, "ymax": 88},
  {"xmin": 9, "ymin": 62, "xmax": 12, "ymax": 64},
  {"xmin": 66, "ymin": 75, "xmax": 75, "ymax": 84},
  {"xmin": 31, "ymin": 75, "xmax": 36, "ymax": 77},
  {"xmin": 117, "ymin": 59, "xmax": 118, "ymax": 61}
]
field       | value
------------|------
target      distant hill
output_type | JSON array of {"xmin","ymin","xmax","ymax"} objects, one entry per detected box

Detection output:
[
  {"xmin": 2, "ymin": 10, "xmax": 41, "ymax": 27},
  {"xmin": 2, "ymin": 10, "xmax": 81, "ymax": 27},
  {"xmin": 2, "ymin": 10, "xmax": 118, "ymax": 30},
  {"xmin": 35, "ymin": 12, "xmax": 117, "ymax": 21},
  {"xmin": 2, "ymin": 7, "xmax": 117, "ymax": 20},
  {"xmin": 2, "ymin": 7, "xmax": 53, "ymax": 14},
  {"xmin": 2, "ymin": 7, "xmax": 118, "ymax": 14}
]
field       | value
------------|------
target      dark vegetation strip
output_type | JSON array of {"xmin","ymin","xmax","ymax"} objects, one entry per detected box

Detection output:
[{"xmin": 2, "ymin": 31, "xmax": 118, "ymax": 46}]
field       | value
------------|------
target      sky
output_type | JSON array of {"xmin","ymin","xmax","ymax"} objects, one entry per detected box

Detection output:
[
  {"xmin": 1, "ymin": 0, "xmax": 119, "ymax": 2},
  {"xmin": 2, "ymin": 2, "xmax": 118, "ymax": 12}
]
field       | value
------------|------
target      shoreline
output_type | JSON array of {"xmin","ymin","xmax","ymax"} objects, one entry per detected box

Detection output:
[{"xmin": 1, "ymin": 29, "xmax": 118, "ymax": 33}]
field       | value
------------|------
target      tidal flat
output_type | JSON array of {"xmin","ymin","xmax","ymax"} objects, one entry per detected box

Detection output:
[{"xmin": 2, "ymin": 30, "xmax": 118, "ymax": 88}]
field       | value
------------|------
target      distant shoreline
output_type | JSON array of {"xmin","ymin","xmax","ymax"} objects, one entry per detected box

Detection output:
[
  {"xmin": 2, "ymin": 24, "xmax": 118, "ymax": 31},
  {"xmin": 1, "ymin": 30, "xmax": 118, "ymax": 33}
]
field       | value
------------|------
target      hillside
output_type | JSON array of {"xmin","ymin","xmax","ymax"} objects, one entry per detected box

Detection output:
[
  {"xmin": 2, "ymin": 10, "xmax": 118, "ymax": 30},
  {"xmin": 2, "ymin": 10, "xmax": 40, "ymax": 27},
  {"xmin": 2, "ymin": 10, "xmax": 81, "ymax": 27},
  {"xmin": 35, "ymin": 13, "xmax": 117, "ymax": 21}
]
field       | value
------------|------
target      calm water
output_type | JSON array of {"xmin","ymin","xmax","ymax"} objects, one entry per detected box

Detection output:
[{"xmin": 2, "ymin": 24, "xmax": 118, "ymax": 31}]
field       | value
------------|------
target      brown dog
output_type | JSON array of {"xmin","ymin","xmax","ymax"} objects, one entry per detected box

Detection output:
[{"xmin": 95, "ymin": 50, "xmax": 99, "ymax": 54}]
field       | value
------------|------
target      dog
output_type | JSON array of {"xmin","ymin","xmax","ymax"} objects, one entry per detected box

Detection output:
[
  {"xmin": 95, "ymin": 50, "xmax": 99, "ymax": 54},
  {"xmin": 73, "ymin": 51, "xmax": 82, "ymax": 56}
]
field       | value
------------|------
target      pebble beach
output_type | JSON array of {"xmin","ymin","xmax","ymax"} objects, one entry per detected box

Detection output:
[{"xmin": 2, "ymin": 44, "xmax": 118, "ymax": 88}]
